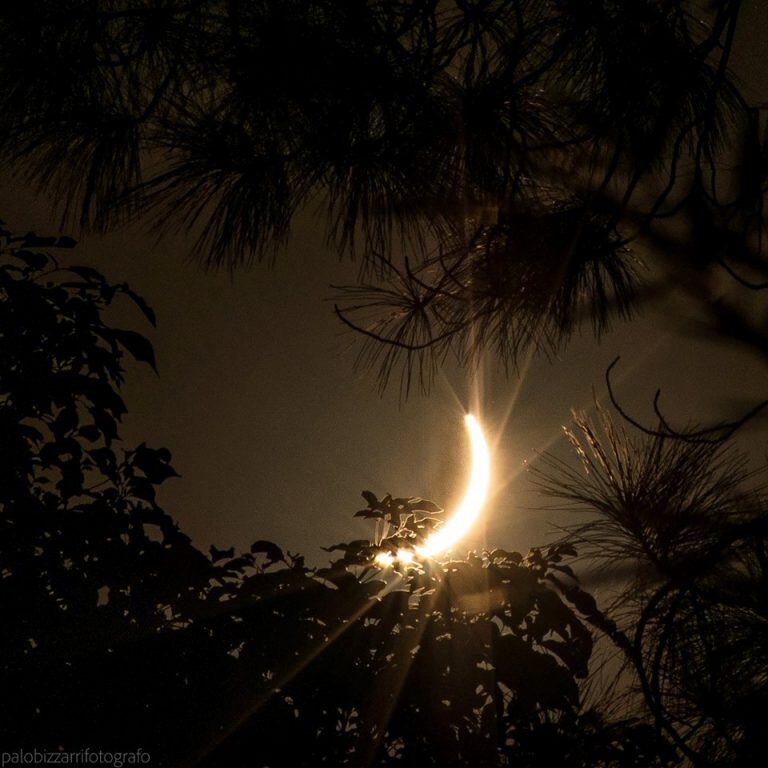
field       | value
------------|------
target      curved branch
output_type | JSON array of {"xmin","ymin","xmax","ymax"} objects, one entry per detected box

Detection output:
[
  {"xmin": 333, "ymin": 304, "xmax": 459, "ymax": 352},
  {"xmin": 633, "ymin": 582, "xmax": 704, "ymax": 766},
  {"xmin": 605, "ymin": 356, "xmax": 768, "ymax": 444},
  {"xmin": 716, "ymin": 258, "xmax": 768, "ymax": 290}
]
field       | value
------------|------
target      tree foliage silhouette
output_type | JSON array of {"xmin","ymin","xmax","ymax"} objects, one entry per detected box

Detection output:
[
  {"xmin": 535, "ymin": 407, "xmax": 768, "ymax": 766},
  {"xmin": 1, "ymin": 1, "xmax": 765, "ymax": 392},
  {"xmin": 0, "ymin": 227, "xmax": 673, "ymax": 766},
  {"xmin": 2, "ymin": 1, "xmax": 768, "ymax": 765}
]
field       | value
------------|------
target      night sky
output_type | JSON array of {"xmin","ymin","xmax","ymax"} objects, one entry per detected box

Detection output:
[{"xmin": 1, "ymin": 0, "xmax": 766, "ymax": 563}]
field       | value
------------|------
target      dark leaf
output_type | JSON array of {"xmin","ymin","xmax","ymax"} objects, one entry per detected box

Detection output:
[
  {"xmin": 210, "ymin": 545, "xmax": 235, "ymax": 562},
  {"xmin": 21, "ymin": 234, "xmax": 57, "ymax": 248},
  {"xmin": 132, "ymin": 443, "xmax": 180, "ymax": 484},
  {"xmin": 53, "ymin": 406, "xmax": 78, "ymax": 436},
  {"xmin": 65, "ymin": 266, "xmax": 105, "ymax": 283},
  {"xmin": 250, "ymin": 540, "xmax": 284, "ymax": 563},
  {"xmin": 15, "ymin": 249, "xmax": 48, "ymax": 270},
  {"xmin": 121, "ymin": 285, "xmax": 157, "ymax": 327},
  {"xmin": 112, "ymin": 329, "xmax": 157, "ymax": 372},
  {"xmin": 89, "ymin": 447, "xmax": 117, "ymax": 476},
  {"xmin": 354, "ymin": 508, "xmax": 384, "ymax": 518},
  {"xmin": 129, "ymin": 476, "xmax": 156, "ymax": 502},
  {"xmin": 18, "ymin": 424, "xmax": 44, "ymax": 443},
  {"xmin": 78, "ymin": 425, "xmax": 101, "ymax": 442}
]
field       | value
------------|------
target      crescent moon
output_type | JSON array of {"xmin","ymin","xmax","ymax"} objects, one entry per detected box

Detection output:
[{"xmin": 416, "ymin": 414, "xmax": 491, "ymax": 558}]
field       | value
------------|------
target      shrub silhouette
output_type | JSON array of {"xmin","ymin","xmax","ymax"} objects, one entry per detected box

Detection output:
[{"xmin": 0, "ymin": 228, "xmax": 672, "ymax": 766}]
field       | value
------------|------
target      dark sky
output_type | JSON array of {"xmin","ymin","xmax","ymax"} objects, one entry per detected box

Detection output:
[{"xmin": 1, "ymin": 0, "xmax": 766, "ymax": 564}]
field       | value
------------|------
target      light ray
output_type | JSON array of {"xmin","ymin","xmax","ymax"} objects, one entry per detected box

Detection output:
[{"xmin": 491, "ymin": 333, "xmax": 673, "ymax": 500}]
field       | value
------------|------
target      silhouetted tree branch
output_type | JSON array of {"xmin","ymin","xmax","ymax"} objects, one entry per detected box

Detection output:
[
  {"xmin": 535, "ymin": 407, "xmax": 768, "ymax": 765},
  {"xmin": 605, "ymin": 356, "xmax": 768, "ymax": 444},
  {"xmin": 1, "ymin": 1, "xmax": 762, "ymax": 396}
]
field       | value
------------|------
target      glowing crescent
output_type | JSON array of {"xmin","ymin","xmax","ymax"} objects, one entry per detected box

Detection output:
[{"xmin": 416, "ymin": 414, "xmax": 491, "ymax": 558}]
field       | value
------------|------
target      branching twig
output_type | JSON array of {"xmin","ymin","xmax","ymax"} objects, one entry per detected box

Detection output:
[{"xmin": 606, "ymin": 356, "xmax": 768, "ymax": 444}]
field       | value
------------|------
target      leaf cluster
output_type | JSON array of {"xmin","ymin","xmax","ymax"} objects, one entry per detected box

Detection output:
[{"xmin": 0, "ymin": 228, "xmax": 671, "ymax": 766}]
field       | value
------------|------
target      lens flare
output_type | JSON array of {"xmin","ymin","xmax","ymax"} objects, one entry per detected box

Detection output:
[
  {"xmin": 396, "ymin": 548, "xmax": 414, "ymax": 564},
  {"xmin": 374, "ymin": 551, "xmax": 394, "ymax": 567},
  {"xmin": 372, "ymin": 414, "xmax": 490, "ymax": 568},
  {"xmin": 417, "ymin": 414, "xmax": 491, "ymax": 557}
]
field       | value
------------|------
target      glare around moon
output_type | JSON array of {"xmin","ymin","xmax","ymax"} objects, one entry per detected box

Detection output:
[
  {"xmin": 416, "ymin": 414, "xmax": 491, "ymax": 558},
  {"xmin": 373, "ymin": 414, "xmax": 491, "ymax": 566}
]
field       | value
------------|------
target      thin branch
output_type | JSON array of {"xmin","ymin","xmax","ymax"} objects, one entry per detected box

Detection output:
[{"xmin": 605, "ymin": 356, "xmax": 768, "ymax": 444}]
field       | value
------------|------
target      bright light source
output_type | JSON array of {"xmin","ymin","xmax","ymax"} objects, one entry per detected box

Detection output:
[
  {"xmin": 416, "ymin": 414, "xmax": 491, "ymax": 558},
  {"xmin": 374, "ymin": 551, "xmax": 394, "ymax": 568},
  {"xmin": 372, "ymin": 415, "xmax": 490, "ymax": 566},
  {"xmin": 396, "ymin": 548, "xmax": 414, "ymax": 564}
]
